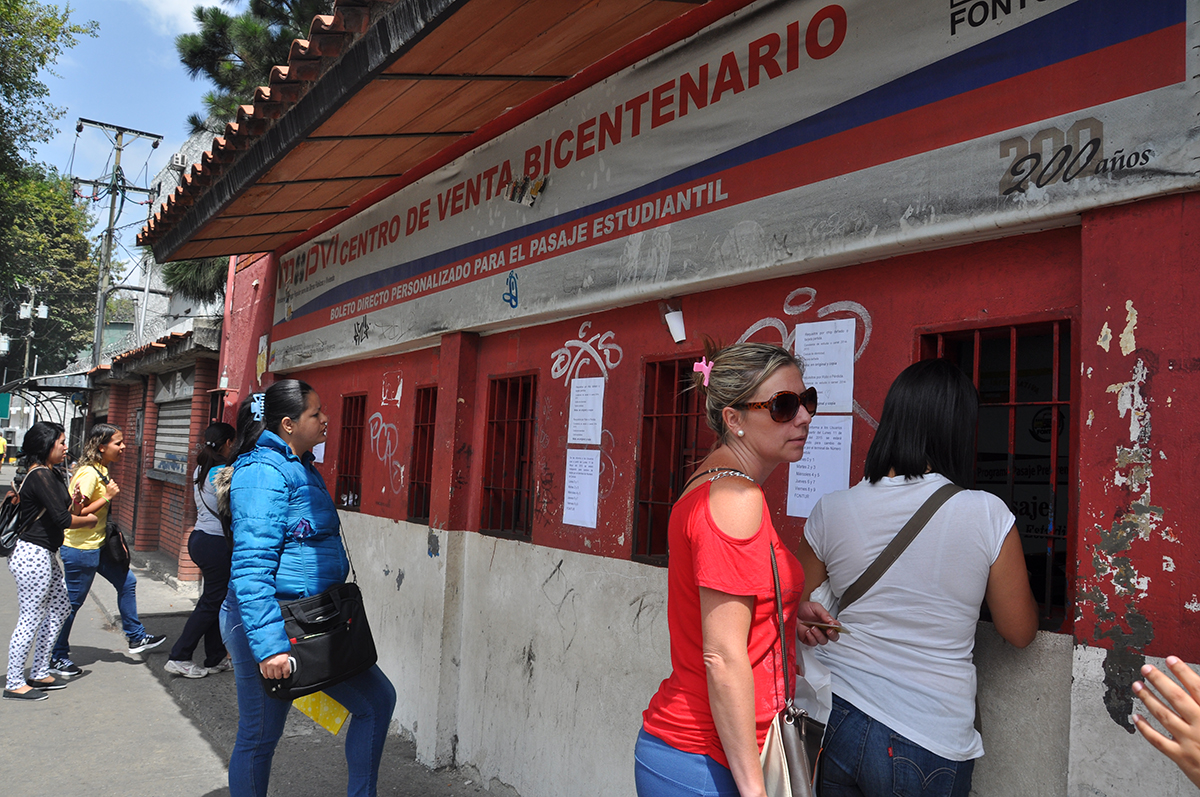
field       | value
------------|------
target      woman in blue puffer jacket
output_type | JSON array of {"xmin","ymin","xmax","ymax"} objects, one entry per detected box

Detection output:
[{"xmin": 220, "ymin": 379, "xmax": 396, "ymax": 797}]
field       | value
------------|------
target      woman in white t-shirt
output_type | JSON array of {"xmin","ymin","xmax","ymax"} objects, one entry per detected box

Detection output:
[{"xmin": 797, "ymin": 358, "xmax": 1038, "ymax": 797}]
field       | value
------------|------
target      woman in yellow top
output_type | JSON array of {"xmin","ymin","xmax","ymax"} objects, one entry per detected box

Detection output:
[{"xmin": 48, "ymin": 424, "xmax": 165, "ymax": 678}]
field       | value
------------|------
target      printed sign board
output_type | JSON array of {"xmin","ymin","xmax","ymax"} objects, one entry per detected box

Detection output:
[{"xmin": 269, "ymin": 0, "xmax": 1195, "ymax": 371}]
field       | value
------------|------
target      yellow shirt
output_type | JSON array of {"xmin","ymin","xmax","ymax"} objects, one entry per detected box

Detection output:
[
  {"xmin": 64, "ymin": 463, "xmax": 110, "ymax": 550},
  {"xmin": 0, "ymin": 438, "xmax": 7, "ymax": 458}
]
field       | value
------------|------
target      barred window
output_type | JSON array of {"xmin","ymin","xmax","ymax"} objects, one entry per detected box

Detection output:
[
  {"xmin": 923, "ymin": 320, "xmax": 1073, "ymax": 631},
  {"xmin": 480, "ymin": 374, "xmax": 537, "ymax": 538},
  {"xmin": 335, "ymin": 394, "xmax": 367, "ymax": 510},
  {"xmin": 632, "ymin": 359, "xmax": 715, "ymax": 565},
  {"xmin": 408, "ymin": 386, "xmax": 438, "ymax": 522}
]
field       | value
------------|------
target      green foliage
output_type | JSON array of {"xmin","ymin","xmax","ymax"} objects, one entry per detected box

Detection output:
[
  {"xmin": 176, "ymin": 0, "xmax": 332, "ymax": 134},
  {"xmin": 0, "ymin": 0, "xmax": 97, "ymax": 178},
  {"xmin": 161, "ymin": 256, "xmax": 229, "ymax": 304},
  {"xmin": 0, "ymin": 163, "xmax": 99, "ymax": 375}
]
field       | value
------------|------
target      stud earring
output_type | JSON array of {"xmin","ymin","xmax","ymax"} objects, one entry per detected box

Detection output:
[{"xmin": 737, "ymin": 429, "xmax": 745, "ymax": 438}]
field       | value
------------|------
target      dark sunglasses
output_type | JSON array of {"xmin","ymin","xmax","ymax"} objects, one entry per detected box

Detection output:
[{"xmin": 734, "ymin": 387, "xmax": 818, "ymax": 423}]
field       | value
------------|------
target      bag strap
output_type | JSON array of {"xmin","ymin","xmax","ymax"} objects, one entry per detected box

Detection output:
[
  {"xmin": 838, "ymin": 482, "xmax": 962, "ymax": 612},
  {"xmin": 91, "ymin": 464, "xmax": 110, "ymax": 485},
  {"xmin": 12, "ymin": 466, "xmax": 49, "ymax": 527},
  {"xmin": 769, "ymin": 541, "xmax": 793, "ymax": 709}
]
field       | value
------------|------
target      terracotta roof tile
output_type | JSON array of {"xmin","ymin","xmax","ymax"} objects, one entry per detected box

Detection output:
[
  {"xmin": 137, "ymin": 0, "xmax": 717, "ymax": 258},
  {"xmin": 138, "ymin": 0, "xmax": 400, "ymax": 248}
]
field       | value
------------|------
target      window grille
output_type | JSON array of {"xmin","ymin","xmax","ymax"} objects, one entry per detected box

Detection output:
[
  {"xmin": 335, "ymin": 394, "xmax": 367, "ymax": 510},
  {"xmin": 408, "ymin": 386, "xmax": 438, "ymax": 522},
  {"xmin": 922, "ymin": 321, "xmax": 1072, "ymax": 631},
  {"xmin": 481, "ymin": 374, "xmax": 537, "ymax": 538},
  {"xmin": 152, "ymin": 399, "xmax": 191, "ymax": 477},
  {"xmin": 632, "ymin": 359, "xmax": 716, "ymax": 565}
]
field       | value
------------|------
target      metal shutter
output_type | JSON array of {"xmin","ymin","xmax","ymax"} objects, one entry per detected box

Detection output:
[{"xmin": 152, "ymin": 399, "xmax": 192, "ymax": 476}]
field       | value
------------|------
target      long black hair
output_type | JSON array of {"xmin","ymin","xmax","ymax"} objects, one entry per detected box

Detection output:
[
  {"xmin": 20, "ymin": 421, "xmax": 65, "ymax": 467},
  {"xmin": 863, "ymin": 358, "xmax": 979, "ymax": 488},
  {"xmin": 233, "ymin": 379, "xmax": 316, "ymax": 458},
  {"xmin": 196, "ymin": 422, "xmax": 236, "ymax": 485}
]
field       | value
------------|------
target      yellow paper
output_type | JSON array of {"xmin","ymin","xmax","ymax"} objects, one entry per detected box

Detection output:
[{"xmin": 293, "ymin": 691, "xmax": 350, "ymax": 735}]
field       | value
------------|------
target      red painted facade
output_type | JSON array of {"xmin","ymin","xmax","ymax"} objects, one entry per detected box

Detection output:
[{"xmin": 218, "ymin": 192, "xmax": 1200, "ymax": 659}]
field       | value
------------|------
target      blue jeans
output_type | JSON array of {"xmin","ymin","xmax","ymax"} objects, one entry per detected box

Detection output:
[
  {"xmin": 220, "ymin": 594, "xmax": 397, "ymax": 797},
  {"xmin": 53, "ymin": 544, "xmax": 146, "ymax": 659},
  {"xmin": 634, "ymin": 728, "xmax": 740, "ymax": 797},
  {"xmin": 821, "ymin": 695, "xmax": 975, "ymax": 797}
]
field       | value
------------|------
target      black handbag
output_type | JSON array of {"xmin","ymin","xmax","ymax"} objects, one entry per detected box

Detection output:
[
  {"xmin": 101, "ymin": 516, "xmax": 131, "ymax": 571},
  {"xmin": 261, "ymin": 580, "xmax": 378, "ymax": 700},
  {"xmin": 90, "ymin": 467, "xmax": 131, "ymax": 572}
]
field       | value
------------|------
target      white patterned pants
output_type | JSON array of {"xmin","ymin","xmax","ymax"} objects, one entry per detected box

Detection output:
[{"xmin": 6, "ymin": 540, "xmax": 70, "ymax": 690}]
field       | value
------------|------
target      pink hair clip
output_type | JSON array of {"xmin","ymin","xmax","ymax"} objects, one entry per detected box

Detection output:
[{"xmin": 693, "ymin": 357, "xmax": 714, "ymax": 387}]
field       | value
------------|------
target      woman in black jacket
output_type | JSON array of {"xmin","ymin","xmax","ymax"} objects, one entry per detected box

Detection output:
[{"xmin": 4, "ymin": 423, "xmax": 97, "ymax": 701}]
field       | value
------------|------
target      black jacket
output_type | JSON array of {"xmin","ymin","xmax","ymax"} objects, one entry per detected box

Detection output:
[{"xmin": 16, "ymin": 466, "xmax": 72, "ymax": 552}]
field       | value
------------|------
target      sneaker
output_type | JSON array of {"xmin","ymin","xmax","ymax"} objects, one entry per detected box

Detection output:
[
  {"xmin": 128, "ymin": 633, "xmax": 167, "ymax": 654},
  {"xmin": 205, "ymin": 658, "xmax": 233, "ymax": 675},
  {"xmin": 164, "ymin": 659, "xmax": 208, "ymax": 679},
  {"xmin": 48, "ymin": 658, "xmax": 82, "ymax": 678},
  {"xmin": 26, "ymin": 675, "xmax": 69, "ymax": 691}
]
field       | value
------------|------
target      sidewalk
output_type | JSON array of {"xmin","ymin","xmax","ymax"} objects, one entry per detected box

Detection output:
[
  {"xmin": 0, "ymin": 461, "xmax": 490, "ymax": 797},
  {"xmin": 0, "ymin": 536, "xmax": 229, "ymax": 796}
]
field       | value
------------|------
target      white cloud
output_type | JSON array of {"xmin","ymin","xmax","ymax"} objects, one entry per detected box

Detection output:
[{"xmin": 129, "ymin": 0, "xmax": 202, "ymax": 35}]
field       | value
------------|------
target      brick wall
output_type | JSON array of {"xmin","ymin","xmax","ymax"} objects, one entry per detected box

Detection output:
[{"xmin": 135, "ymin": 374, "xmax": 161, "ymax": 552}]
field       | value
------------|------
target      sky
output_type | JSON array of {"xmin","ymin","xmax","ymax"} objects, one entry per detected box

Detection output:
[{"xmin": 32, "ymin": 0, "xmax": 214, "ymax": 271}]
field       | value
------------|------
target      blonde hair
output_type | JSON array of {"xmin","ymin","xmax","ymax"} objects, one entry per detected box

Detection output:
[
  {"xmin": 80, "ymin": 423, "xmax": 121, "ymax": 467},
  {"xmin": 691, "ymin": 340, "xmax": 805, "ymax": 445}
]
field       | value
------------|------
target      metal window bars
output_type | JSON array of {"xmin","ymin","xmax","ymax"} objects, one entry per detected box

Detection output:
[
  {"xmin": 481, "ymin": 374, "xmax": 537, "ymax": 538},
  {"xmin": 407, "ymin": 386, "xmax": 438, "ymax": 522}
]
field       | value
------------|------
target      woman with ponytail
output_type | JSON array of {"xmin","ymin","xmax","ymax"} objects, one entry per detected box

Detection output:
[
  {"xmin": 49, "ymin": 423, "xmax": 165, "ymax": 678},
  {"xmin": 164, "ymin": 422, "xmax": 237, "ymax": 679},
  {"xmin": 220, "ymin": 380, "xmax": 395, "ymax": 797}
]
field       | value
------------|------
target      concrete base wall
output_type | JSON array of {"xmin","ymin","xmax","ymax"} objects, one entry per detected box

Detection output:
[
  {"xmin": 340, "ymin": 512, "xmax": 1193, "ymax": 797},
  {"xmin": 973, "ymin": 626, "xmax": 1073, "ymax": 797},
  {"xmin": 1066, "ymin": 647, "xmax": 1200, "ymax": 797}
]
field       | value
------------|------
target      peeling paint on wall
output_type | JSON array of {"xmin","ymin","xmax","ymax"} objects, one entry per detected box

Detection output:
[
  {"xmin": 1097, "ymin": 321, "xmax": 1112, "ymax": 352},
  {"xmin": 1104, "ymin": 358, "xmax": 1149, "ymax": 443},
  {"xmin": 1077, "ymin": 351, "xmax": 1174, "ymax": 733},
  {"xmin": 1119, "ymin": 300, "xmax": 1138, "ymax": 356}
]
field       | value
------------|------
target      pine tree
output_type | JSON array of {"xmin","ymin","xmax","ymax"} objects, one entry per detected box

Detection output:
[{"xmin": 176, "ymin": 0, "xmax": 333, "ymax": 134}]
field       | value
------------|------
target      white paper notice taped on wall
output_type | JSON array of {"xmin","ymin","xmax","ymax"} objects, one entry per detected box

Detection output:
[
  {"xmin": 788, "ymin": 416, "xmax": 853, "ymax": 518},
  {"xmin": 796, "ymin": 318, "xmax": 855, "ymax": 414},
  {"xmin": 563, "ymin": 449, "xmax": 601, "ymax": 528}
]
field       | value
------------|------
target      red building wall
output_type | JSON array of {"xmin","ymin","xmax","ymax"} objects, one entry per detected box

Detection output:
[
  {"xmin": 281, "ymin": 226, "xmax": 1080, "ymax": 553},
  {"xmin": 227, "ymin": 203, "xmax": 1199, "ymax": 662},
  {"xmin": 1076, "ymin": 194, "xmax": 1200, "ymax": 663},
  {"xmin": 217, "ymin": 254, "xmax": 279, "ymax": 421}
]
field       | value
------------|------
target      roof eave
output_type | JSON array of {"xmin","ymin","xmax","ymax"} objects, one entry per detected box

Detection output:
[{"xmin": 149, "ymin": 0, "xmax": 467, "ymax": 263}]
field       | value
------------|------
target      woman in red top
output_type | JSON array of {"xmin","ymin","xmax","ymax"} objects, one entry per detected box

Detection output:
[{"xmin": 636, "ymin": 342, "xmax": 840, "ymax": 797}]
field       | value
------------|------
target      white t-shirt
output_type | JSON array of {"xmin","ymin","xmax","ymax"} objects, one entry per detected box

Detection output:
[{"xmin": 805, "ymin": 473, "xmax": 1014, "ymax": 761}]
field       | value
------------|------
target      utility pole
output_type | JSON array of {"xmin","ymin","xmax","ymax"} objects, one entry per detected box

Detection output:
[
  {"xmin": 18, "ymin": 286, "xmax": 47, "ymax": 380},
  {"xmin": 74, "ymin": 118, "xmax": 162, "ymax": 368}
]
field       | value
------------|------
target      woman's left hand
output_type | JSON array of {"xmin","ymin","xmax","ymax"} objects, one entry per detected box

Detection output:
[
  {"xmin": 796, "ymin": 600, "xmax": 841, "ymax": 646},
  {"xmin": 259, "ymin": 652, "xmax": 292, "ymax": 680}
]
